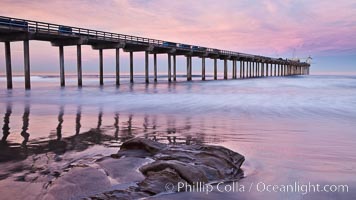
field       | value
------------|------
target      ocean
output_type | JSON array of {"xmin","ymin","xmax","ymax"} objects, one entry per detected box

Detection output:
[{"xmin": 0, "ymin": 74, "xmax": 355, "ymax": 199}]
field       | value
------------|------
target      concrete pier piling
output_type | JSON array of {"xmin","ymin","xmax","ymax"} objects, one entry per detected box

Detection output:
[
  {"xmin": 0, "ymin": 16, "xmax": 310, "ymax": 89},
  {"xmin": 99, "ymin": 49, "xmax": 103, "ymax": 85},
  {"xmin": 5, "ymin": 41, "xmax": 12, "ymax": 89},
  {"xmin": 202, "ymin": 57, "xmax": 206, "ymax": 81},
  {"xmin": 77, "ymin": 45, "xmax": 82, "ymax": 87},
  {"xmin": 154, "ymin": 53, "xmax": 157, "ymax": 82},
  {"xmin": 189, "ymin": 56, "xmax": 192, "ymax": 81},
  {"xmin": 115, "ymin": 48, "xmax": 120, "ymax": 85},
  {"xmin": 224, "ymin": 59, "xmax": 227, "ymax": 80},
  {"xmin": 168, "ymin": 54, "xmax": 171, "ymax": 82},
  {"xmin": 59, "ymin": 46, "xmax": 65, "ymax": 87},
  {"xmin": 23, "ymin": 40, "xmax": 31, "ymax": 90},
  {"xmin": 130, "ymin": 51, "xmax": 133, "ymax": 83},
  {"xmin": 173, "ymin": 55, "xmax": 176, "ymax": 81},
  {"xmin": 234, "ymin": 60, "xmax": 237, "ymax": 79},
  {"xmin": 145, "ymin": 51, "xmax": 149, "ymax": 83},
  {"xmin": 214, "ymin": 58, "xmax": 217, "ymax": 80},
  {"xmin": 242, "ymin": 61, "xmax": 245, "ymax": 78},
  {"xmin": 187, "ymin": 56, "xmax": 191, "ymax": 81},
  {"xmin": 249, "ymin": 61, "xmax": 252, "ymax": 78}
]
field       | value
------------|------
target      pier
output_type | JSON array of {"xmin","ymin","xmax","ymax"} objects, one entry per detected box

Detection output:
[{"xmin": 0, "ymin": 16, "xmax": 310, "ymax": 90}]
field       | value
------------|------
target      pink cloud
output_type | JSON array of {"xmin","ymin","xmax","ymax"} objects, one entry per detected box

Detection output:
[{"xmin": 0, "ymin": 0, "xmax": 355, "ymax": 73}]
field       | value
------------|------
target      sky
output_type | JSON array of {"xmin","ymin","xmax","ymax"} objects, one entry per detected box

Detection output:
[{"xmin": 0, "ymin": 0, "xmax": 355, "ymax": 75}]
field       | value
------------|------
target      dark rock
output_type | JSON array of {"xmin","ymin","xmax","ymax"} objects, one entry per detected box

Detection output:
[
  {"xmin": 44, "ymin": 167, "xmax": 112, "ymax": 200},
  {"xmin": 90, "ymin": 187, "xmax": 149, "ymax": 200},
  {"xmin": 138, "ymin": 168, "xmax": 185, "ymax": 194},
  {"xmin": 140, "ymin": 160, "xmax": 209, "ymax": 184},
  {"xmin": 120, "ymin": 137, "xmax": 166, "ymax": 154},
  {"xmin": 97, "ymin": 157, "xmax": 148, "ymax": 184},
  {"xmin": 62, "ymin": 138, "xmax": 244, "ymax": 199},
  {"xmin": 117, "ymin": 137, "xmax": 166, "ymax": 158},
  {"xmin": 97, "ymin": 138, "xmax": 244, "ymax": 197}
]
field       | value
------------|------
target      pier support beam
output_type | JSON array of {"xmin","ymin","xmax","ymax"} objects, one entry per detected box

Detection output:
[
  {"xmin": 261, "ymin": 62, "xmax": 264, "ymax": 77},
  {"xmin": 77, "ymin": 45, "xmax": 82, "ymax": 87},
  {"xmin": 281, "ymin": 64, "xmax": 284, "ymax": 76},
  {"xmin": 250, "ymin": 62, "xmax": 252, "ymax": 77},
  {"xmin": 287, "ymin": 65, "xmax": 289, "ymax": 76},
  {"xmin": 214, "ymin": 58, "xmax": 217, "ymax": 80},
  {"xmin": 243, "ymin": 61, "xmax": 245, "ymax": 78},
  {"xmin": 277, "ymin": 64, "xmax": 281, "ymax": 76},
  {"xmin": 145, "ymin": 51, "xmax": 149, "ymax": 83},
  {"xmin": 99, "ymin": 49, "xmax": 103, "ymax": 85},
  {"xmin": 274, "ymin": 64, "xmax": 277, "ymax": 76},
  {"xmin": 259, "ymin": 62, "xmax": 262, "ymax": 77},
  {"xmin": 173, "ymin": 54, "xmax": 176, "ymax": 81},
  {"xmin": 266, "ymin": 63, "xmax": 269, "ymax": 76},
  {"xmin": 130, "ymin": 51, "xmax": 133, "ymax": 83},
  {"xmin": 115, "ymin": 48, "xmax": 120, "ymax": 85},
  {"xmin": 154, "ymin": 53, "xmax": 157, "ymax": 82},
  {"xmin": 168, "ymin": 54, "xmax": 171, "ymax": 82},
  {"xmin": 249, "ymin": 61, "xmax": 252, "ymax": 78},
  {"xmin": 202, "ymin": 57, "xmax": 206, "ymax": 80},
  {"xmin": 239, "ymin": 61, "xmax": 242, "ymax": 78},
  {"xmin": 189, "ymin": 56, "xmax": 192, "ymax": 81},
  {"xmin": 186, "ymin": 56, "xmax": 190, "ymax": 81},
  {"xmin": 234, "ymin": 60, "xmax": 237, "ymax": 79},
  {"xmin": 59, "ymin": 46, "xmax": 65, "ymax": 87},
  {"xmin": 242, "ymin": 61, "xmax": 245, "ymax": 78},
  {"xmin": 281, "ymin": 64, "xmax": 285, "ymax": 76},
  {"xmin": 224, "ymin": 59, "xmax": 227, "ymax": 80},
  {"xmin": 23, "ymin": 40, "xmax": 31, "ymax": 89},
  {"xmin": 232, "ymin": 60, "xmax": 235, "ymax": 79},
  {"xmin": 253, "ymin": 62, "xmax": 256, "ymax": 77},
  {"xmin": 5, "ymin": 41, "xmax": 12, "ymax": 89}
]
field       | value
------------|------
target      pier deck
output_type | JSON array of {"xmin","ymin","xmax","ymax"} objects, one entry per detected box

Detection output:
[{"xmin": 0, "ymin": 16, "xmax": 310, "ymax": 89}]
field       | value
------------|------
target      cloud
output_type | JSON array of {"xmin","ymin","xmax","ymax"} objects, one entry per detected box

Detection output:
[{"xmin": 0, "ymin": 0, "xmax": 355, "ymax": 73}]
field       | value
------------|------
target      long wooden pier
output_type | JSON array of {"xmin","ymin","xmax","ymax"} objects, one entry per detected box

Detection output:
[{"xmin": 0, "ymin": 16, "xmax": 310, "ymax": 90}]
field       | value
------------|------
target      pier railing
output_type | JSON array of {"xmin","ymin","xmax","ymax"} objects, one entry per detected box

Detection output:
[{"xmin": 0, "ymin": 15, "xmax": 286, "ymax": 61}]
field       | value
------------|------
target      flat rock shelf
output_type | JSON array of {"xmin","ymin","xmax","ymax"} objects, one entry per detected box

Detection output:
[{"xmin": 43, "ymin": 138, "xmax": 245, "ymax": 199}]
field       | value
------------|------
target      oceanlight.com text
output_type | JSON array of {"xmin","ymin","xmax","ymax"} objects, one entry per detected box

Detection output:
[{"xmin": 165, "ymin": 181, "xmax": 349, "ymax": 195}]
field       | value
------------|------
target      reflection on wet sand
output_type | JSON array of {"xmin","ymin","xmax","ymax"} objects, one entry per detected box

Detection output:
[
  {"xmin": 114, "ymin": 112, "xmax": 119, "ymax": 139},
  {"xmin": 20, "ymin": 104, "xmax": 30, "ymax": 147},
  {"xmin": 0, "ymin": 103, "xmax": 209, "ymax": 163},
  {"xmin": 56, "ymin": 106, "xmax": 64, "ymax": 141},
  {"xmin": 75, "ymin": 106, "xmax": 81, "ymax": 135},
  {"xmin": 1, "ymin": 103, "xmax": 11, "ymax": 143}
]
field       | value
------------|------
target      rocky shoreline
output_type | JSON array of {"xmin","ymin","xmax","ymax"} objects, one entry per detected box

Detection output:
[
  {"xmin": 41, "ymin": 138, "xmax": 245, "ymax": 199},
  {"xmin": 0, "ymin": 137, "xmax": 244, "ymax": 200}
]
